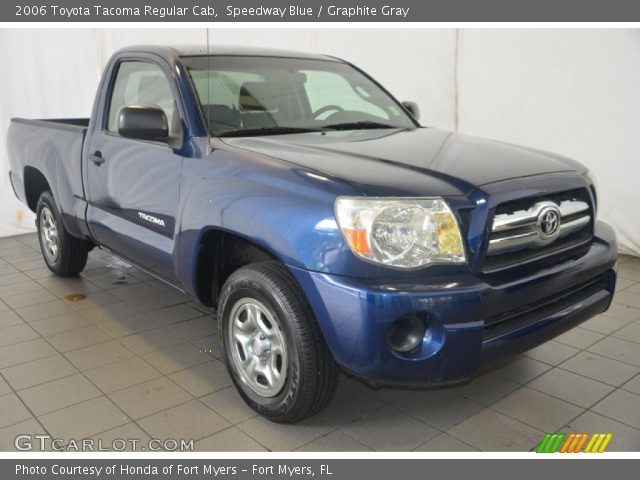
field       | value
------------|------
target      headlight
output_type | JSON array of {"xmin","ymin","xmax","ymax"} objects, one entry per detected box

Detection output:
[{"xmin": 335, "ymin": 197, "xmax": 466, "ymax": 269}]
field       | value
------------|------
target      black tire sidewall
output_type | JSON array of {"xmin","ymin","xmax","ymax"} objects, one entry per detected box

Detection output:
[
  {"xmin": 220, "ymin": 277, "xmax": 303, "ymax": 418},
  {"xmin": 36, "ymin": 192, "xmax": 63, "ymax": 271}
]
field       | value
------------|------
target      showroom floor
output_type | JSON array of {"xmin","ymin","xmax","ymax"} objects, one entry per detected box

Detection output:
[{"xmin": 0, "ymin": 233, "xmax": 639, "ymax": 452}]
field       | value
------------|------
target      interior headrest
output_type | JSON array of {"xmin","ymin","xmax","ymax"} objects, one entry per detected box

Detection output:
[{"xmin": 239, "ymin": 82, "xmax": 288, "ymax": 111}]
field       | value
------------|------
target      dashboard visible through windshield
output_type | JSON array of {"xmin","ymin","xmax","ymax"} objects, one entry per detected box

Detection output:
[{"xmin": 181, "ymin": 55, "xmax": 418, "ymax": 137}]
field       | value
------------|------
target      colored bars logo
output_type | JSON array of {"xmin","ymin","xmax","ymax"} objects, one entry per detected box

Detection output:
[{"xmin": 536, "ymin": 433, "xmax": 613, "ymax": 453}]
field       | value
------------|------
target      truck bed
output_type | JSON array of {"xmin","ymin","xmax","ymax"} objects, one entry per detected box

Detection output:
[
  {"xmin": 7, "ymin": 117, "xmax": 90, "ymax": 239},
  {"xmin": 11, "ymin": 117, "xmax": 90, "ymax": 130}
]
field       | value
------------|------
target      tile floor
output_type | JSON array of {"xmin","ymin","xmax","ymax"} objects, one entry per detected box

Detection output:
[{"xmin": 0, "ymin": 233, "xmax": 639, "ymax": 452}]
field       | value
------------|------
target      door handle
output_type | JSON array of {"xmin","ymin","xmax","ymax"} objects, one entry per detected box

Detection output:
[{"xmin": 89, "ymin": 151, "xmax": 105, "ymax": 165}]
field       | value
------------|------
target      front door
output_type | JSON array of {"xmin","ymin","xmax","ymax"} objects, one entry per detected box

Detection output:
[{"xmin": 85, "ymin": 59, "xmax": 183, "ymax": 282}]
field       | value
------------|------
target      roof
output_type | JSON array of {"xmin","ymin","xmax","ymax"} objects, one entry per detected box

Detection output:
[{"xmin": 114, "ymin": 45, "xmax": 343, "ymax": 63}]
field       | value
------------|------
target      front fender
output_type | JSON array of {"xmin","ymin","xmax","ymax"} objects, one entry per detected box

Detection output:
[{"xmin": 174, "ymin": 146, "xmax": 358, "ymax": 296}]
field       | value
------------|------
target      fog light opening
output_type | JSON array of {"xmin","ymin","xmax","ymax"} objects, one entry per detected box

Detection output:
[{"xmin": 385, "ymin": 315, "xmax": 426, "ymax": 354}]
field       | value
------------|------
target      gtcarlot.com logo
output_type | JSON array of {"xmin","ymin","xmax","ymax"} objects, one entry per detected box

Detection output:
[
  {"xmin": 15, "ymin": 435, "xmax": 194, "ymax": 452},
  {"xmin": 536, "ymin": 432, "xmax": 613, "ymax": 453}
]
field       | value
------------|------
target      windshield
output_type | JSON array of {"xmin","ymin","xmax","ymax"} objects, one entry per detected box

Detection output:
[{"xmin": 181, "ymin": 55, "xmax": 417, "ymax": 137}]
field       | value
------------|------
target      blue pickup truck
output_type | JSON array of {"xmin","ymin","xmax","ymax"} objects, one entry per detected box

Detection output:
[{"xmin": 7, "ymin": 45, "xmax": 617, "ymax": 423}]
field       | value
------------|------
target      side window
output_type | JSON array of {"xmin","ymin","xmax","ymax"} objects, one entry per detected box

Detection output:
[
  {"xmin": 107, "ymin": 61, "xmax": 180, "ymax": 136},
  {"xmin": 302, "ymin": 70, "xmax": 389, "ymax": 120}
]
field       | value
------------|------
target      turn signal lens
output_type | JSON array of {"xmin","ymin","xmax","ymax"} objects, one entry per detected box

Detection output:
[
  {"xmin": 434, "ymin": 212, "xmax": 464, "ymax": 256},
  {"xmin": 342, "ymin": 228, "xmax": 371, "ymax": 256}
]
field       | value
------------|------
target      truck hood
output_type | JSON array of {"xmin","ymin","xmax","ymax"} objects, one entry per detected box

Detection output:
[{"xmin": 220, "ymin": 128, "xmax": 585, "ymax": 197}]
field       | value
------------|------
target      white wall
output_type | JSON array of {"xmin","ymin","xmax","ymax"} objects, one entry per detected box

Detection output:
[
  {"xmin": 0, "ymin": 28, "xmax": 637, "ymax": 255},
  {"xmin": 0, "ymin": 29, "xmax": 99, "ymax": 236}
]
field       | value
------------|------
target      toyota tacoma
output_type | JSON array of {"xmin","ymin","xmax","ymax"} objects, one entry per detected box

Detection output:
[{"xmin": 7, "ymin": 46, "xmax": 617, "ymax": 423}]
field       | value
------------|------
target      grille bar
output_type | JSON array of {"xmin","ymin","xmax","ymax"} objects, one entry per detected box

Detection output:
[
  {"xmin": 488, "ymin": 211, "xmax": 590, "ymax": 255},
  {"xmin": 492, "ymin": 199, "xmax": 589, "ymax": 233},
  {"xmin": 485, "ymin": 189, "xmax": 593, "ymax": 264}
]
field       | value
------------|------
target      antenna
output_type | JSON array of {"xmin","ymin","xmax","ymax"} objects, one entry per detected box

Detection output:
[{"xmin": 206, "ymin": 29, "xmax": 211, "ymax": 136}]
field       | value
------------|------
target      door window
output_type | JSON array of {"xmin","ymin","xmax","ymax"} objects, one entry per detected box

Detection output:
[{"xmin": 107, "ymin": 61, "xmax": 181, "ymax": 136}]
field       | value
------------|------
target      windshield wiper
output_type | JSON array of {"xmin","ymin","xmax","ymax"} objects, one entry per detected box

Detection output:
[
  {"xmin": 322, "ymin": 121, "xmax": 399, "ymax": 131},
  {"xmin": 218, "ymin": 126, "xmax": 324, "ymax": 137}
]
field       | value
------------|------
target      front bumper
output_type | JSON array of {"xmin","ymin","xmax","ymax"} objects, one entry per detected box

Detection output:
[{"xmin": 289, "ymin": 221, "xmax": 617, "ymax": 386}]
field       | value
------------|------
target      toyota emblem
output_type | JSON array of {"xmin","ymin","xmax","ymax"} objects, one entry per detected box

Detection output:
[{"xmin": 537, "ymin": 206, "xmax": 561, "ymax": 240}]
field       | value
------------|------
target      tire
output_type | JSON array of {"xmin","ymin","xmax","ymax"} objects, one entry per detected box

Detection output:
[
  {"xmin": 218, "ymin": 261, "xmax": 339, "ymax": 423},
  {"xmin": 36, "ymin": 191, "xmax": 90, "ymax": 277}
]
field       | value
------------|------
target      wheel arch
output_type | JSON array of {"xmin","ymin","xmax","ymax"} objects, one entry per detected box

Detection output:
[
  {"xmin": 23, "ymin": 166, "xmax": 51, "ymax": 213},
  {"xmin": 192, "ymin": 228, "xmax": 281, "ymax": 308}
]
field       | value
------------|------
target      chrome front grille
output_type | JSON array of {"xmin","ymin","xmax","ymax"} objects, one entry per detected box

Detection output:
[
  {"xmin": 489, "ymin": 199, "xmax": 590, "ymax": 255},
  {"xmin": 484, "ymin": 189, "xmax": 593, "ymax": 271}
]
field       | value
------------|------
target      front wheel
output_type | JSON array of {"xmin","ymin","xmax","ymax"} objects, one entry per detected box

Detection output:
[
  {"xmin": 36, "ymin": 191, "xmax": 90, "ymax": 277},
  {"xmin": 218, "ymin": 261, "xmax": 339, "ymax": 423}
]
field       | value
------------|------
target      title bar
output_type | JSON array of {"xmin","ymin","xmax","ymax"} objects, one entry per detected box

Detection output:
[{"xmin": 4, "ymin": 0, "xmax": 640, "ymax": 22}]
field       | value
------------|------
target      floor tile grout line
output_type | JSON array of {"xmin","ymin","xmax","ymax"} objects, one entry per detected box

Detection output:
[
  {"xmin": 28, "ymin": 394, "xmax": 133, "ymax": 448},
  {"xmin": 80, "ymin": 354, "xmax": 165, "ymax": 388},
  {"xmin": 0, "ymin": 350, "xmax": 62, "ymax": 372},
  {"xmin": 324, "ymin": 389, "xmax": 478, "ymax": 451},
  {"xmin": 386, "ymin": 396, "xmax": 482, "ymax": 435},
  {"xmin": 127, "ymin": 400, "xmax": 196, "ymax": 449},
  {"xmin": 413, "ymin": 430, "xmax": 480, "ymax": 452},
  {"xmin": 581, "ymin": 307, "xmax": 640, "ymax": 369},
  {"xmin": 493, "ymin": 362, "xmax": 555, "ymax": 387},
  {"xmin": 581, "ymin": 386, "xmax": 640, "ymax": 432},
  {"xmin": 556, "ymin": 384, "xmax": 640, "ymax": 435},
  {"xmin": 552, "ymin": 329, "xmax": 608, "ymax": 351},
  {"xmin": 619, "ymin": 371, "xmax": 640, "ymax": 394},
  {"xmin": 443, "ymin": 408, "xmax": 545, "ymax": 452},
  {"xmin": 0, "ymin": 370, "xmax": 53, "ymax": 442},
  {"xmin": 579, "ymin": 411, "xmax": 640, "ymax": 434},
  {"xmin": 75, "ymin": 299, "xmax": 204, "ymax": 323},
  {"xmin": 3, "ymin": 370, "xmax": 81, "ymax": 396},
  {"xmin": 330, "ymin": 401, "xmax": 391, "ymax": 432},
  {"xmin": 553, "ymin": 362, "xmax": 640, "ymax": 389},
  {"xmin": 96, "ymin": 373, "xmax": 219, "ymax": 431},
  {"xmin": 481, "ymin": 403, "xmax": 550, "ymax": 447},
  {"xmin": 292, "ymin": 424, "xmax": 370, "ymax": 452},
  {"xmin": 512, "ymin": 382, "xmax": 612, "ymax": 412},
  {"xmin": 14, "ymin": 386, "xmax": 105, "ymax": 420},
  {"xmin": 230, "ymin": 423, "xmax": 274, "ymax": 452}
]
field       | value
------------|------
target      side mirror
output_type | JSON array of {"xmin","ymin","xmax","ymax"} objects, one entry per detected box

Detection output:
[
  {"xmin": 402, "ymin": 101, "xmax": 420, "ymax": 121},
  {"xmin": 117, "ymin": 105, "xmax": 169, "ymax": 141}
]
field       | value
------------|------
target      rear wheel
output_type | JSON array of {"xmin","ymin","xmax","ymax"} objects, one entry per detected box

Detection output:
[
  {"xmin": 36, "ymin": 191, "xmax": 90, "ymax": 277},
  {"xmin": 218, "ymin": 261, "xmax": 339, "ymax": 423}
]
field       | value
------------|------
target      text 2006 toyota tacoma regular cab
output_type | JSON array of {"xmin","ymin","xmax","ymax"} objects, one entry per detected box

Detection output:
[{"xmin": 8, "ymin": 46, "xmax": 617, "ymax": 423}]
